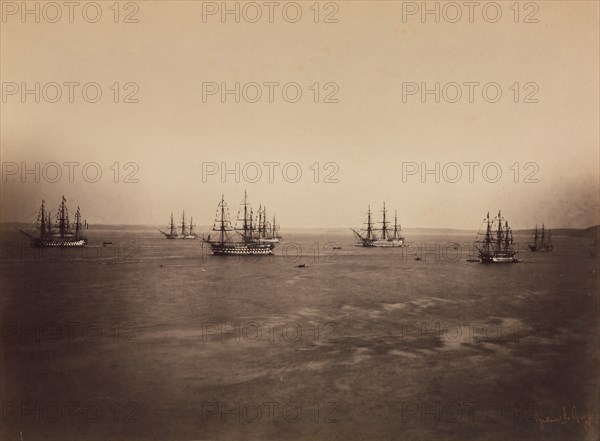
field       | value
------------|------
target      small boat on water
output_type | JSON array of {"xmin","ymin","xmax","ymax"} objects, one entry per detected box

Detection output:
[
  {"xmin": 20, "ymin": 197, "xmax": 88, "ymax": 247},
  {"xmin": 528, "ymin": 224, "xmax": 553, "ymax": 251},
  {"xmin": 352, "ymin": 203, "xmax": 404, "ymax": 247},
  {"xmin": 203, "ymin": 192, "xmax": 277, "ymax": 256},
  {"xmin": 473, "ymin": 211, "xmax": 519, "ymax": 263}
]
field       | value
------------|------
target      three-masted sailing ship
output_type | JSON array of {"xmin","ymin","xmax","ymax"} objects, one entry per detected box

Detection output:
[
  {"xmin": 528, "ymin": 224, "xmax": 553, "ymax": 251},
  {"xmin": 159, "ymin": 211, "xmax": 198, "ymax": 239},
  {"xmin": 203, "ymin": 192, "xmax": 277, "ymax": 255},
  {"xmin": 352, "ymin": 203, "xmax": 404, "ymax": 247},
  {"xmin": 473, "ymin": 211, "xmax": 518, "ymax": 263},
  {"xmin": 158, "ymin": 213, "xmax": 178, "ymax": 239},
  {"xmin": 179, "ymin": 211, "xmax": 197, "ymax": 239},
  {"xmin": 254, "ymin": 206, "xmax": 282, "ymax": 244},
  {"xmin": 20, "ymin": 197, "xmax": 88, "ymax": 247}
]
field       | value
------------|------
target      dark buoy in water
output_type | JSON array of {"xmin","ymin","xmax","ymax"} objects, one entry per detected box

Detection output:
[{"xmin": 296, "ymin": 264, "xmax": 306, "ymax": 268}]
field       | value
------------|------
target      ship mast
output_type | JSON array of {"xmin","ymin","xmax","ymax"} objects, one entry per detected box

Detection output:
[
  {"xmin": 540, "ymin": 224, "xmax": 545, "ymax": 248},
  {"xmin": 381, "ymin": 202, "xmax": 388, "ymax": 240},
  {"xmin": 58, "ymin": 196, "xmax": 70, "ymax": 238},
  {"xmin": 181, "ymin": 210, "xmax": 187, "ymax": 236},
  {"xmin": 239, "ymin": 191, "xmax": 250, "ymax": 242},
  {"xmin": 484, "ymin": 212, "xmax": 492, "ymax": 253},
  {"xmin": 170, "ymin": 212, "xmax": 177, "ymax": 236},
  {"xmin": 47, "ymin": 212, "xmax": 53, "ymax": 236},
  {"xmin": 74, "ymin": 206, "xmax": 82, "ymax": 240},
  {"xmin": 366, "ymin": 206, "xmax": 373, "ymax": 240},
  {"xmin": 258, "ymin": 205, "xmax": 262, "ymax": 239},
  {"xmin": 189, "ymin": 217, "xmax": 194, "ymax": 236},
  {"xmin": 496, "ymin": 211, "xmax": 503, "ymax": 251},
  {"xmin": 217, "ymin": 194, "xmax": 226, "ymax": 244},
  {"xmin": 39, "ymin": 200, "xmax": 47, "ymax": 240}
]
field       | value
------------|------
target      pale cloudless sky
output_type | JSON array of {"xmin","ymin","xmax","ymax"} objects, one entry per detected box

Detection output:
[{"xmin": 1, "ymin": 1, "xmax": 598, "ymax": 229}]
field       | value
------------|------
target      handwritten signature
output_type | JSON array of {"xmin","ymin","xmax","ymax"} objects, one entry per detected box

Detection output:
[{"xmin": 534, "ymin": 406, "xmax": 592, "ymax": 431}]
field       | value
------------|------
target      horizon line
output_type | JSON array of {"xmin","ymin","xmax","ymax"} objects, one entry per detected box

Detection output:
[{"xmin": 1, "ymin": 222, "xmax": 597, "ymax": 232}]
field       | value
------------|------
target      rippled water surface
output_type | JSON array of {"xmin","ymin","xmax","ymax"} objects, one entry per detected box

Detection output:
[{"xmin": 1, "ymin": 228, "xmax": 598, "ymax": 440}]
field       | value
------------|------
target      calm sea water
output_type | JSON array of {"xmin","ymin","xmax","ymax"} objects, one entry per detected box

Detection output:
[{"xmin": 1, "ymin": 228, "xmax": 598, "ymax": 441}]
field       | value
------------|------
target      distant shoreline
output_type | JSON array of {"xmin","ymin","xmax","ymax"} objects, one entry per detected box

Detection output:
[{"xmin": 2, "ymin": 223, "xmax": 598, "ymax": 238}]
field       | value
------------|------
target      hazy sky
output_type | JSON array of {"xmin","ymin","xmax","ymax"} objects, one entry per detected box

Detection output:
[{"xmin": 1, "ymin": 1, "xmax": 598, "ymax": 229}]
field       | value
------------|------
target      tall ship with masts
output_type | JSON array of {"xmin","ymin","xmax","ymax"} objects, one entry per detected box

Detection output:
[
  {"xmin": 158, "ymin": 213, "xmax": 178, "ymax": 239},
  {"xmin": 254, "ymin": 206, "xmax": 282, "ymax": 244},
  {"xmin": 20, "ymin": 197, "xmax": 88, "ymax": 247},
  {"xmin": 179, "ymin": 211, "xmax": 197, "ymax": 239},
  {"xmin": 352, "ymin": 203, "xmax": 404, "ymax": 247},
  {"xmin": 528, "ymin": 224, "xmax": 553, "ymax": 251},
  {"xmin": 473, "ymin": 211, "xmax": 518, "ymax": 263},
  {"xmin": 203, "ymin": 193, "xmax": 276, "ymax": 255},
  {"xmin": 268, "ymin": 214, "xmax": 282, "ymax": 243}
]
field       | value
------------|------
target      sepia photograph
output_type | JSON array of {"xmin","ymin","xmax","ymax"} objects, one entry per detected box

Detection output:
[{"xmin": 1, "ymin": 1, "xmax": 599, "ymax": 440}]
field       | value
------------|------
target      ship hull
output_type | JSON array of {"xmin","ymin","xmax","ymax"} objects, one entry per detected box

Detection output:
[
  {"xmin": 355, "ymin": 239, "xmax": 404, "ymax": 247},
  {"xmin": 208, "ymin": 242, "xmax": 275, "ymax": 255},
  {"xmin": 478, "ymin": 252, "xmax": 518, "ymax": 263},
  {"xmin": 257, "ymin": 238, "xmax": 281, "ymax": 244},
  {"xmin": 32, "ymin": 238, "xmax": 87, "ymax": 248},
  {"xmin": 528, "ymin": 245, "xmax": 553, "ymax": 252}
]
